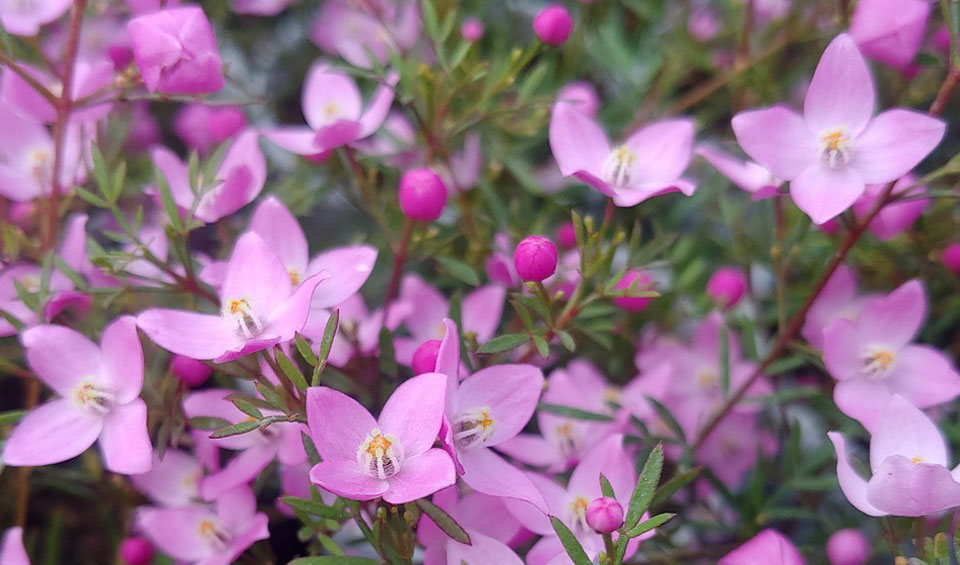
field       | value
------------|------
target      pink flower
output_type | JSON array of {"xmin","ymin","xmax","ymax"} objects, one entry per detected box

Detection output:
[
  {"xmin": 151, "ymin": 131, "xmax": 266, "ymax": 223},
  {"xmin": 310, "ymin": 0, "xmax": 420, "ymax": 69},
  {"xmin": 550, "ymin": 99, "xmax": 696, "ymax": 207},
  {"xmin": 514, "ymin": 236, "xmax": 558, "ymax": 282},
  {"xmin": 418, "ymin": 486, "xmax": 525, "ymax": 565},
  {"xmin": 229, "ymin": 0, "xmax": 296, "ymax": 16},
  {"xmin": 718, "ymin": 529, "xmax": 805, "ymax": 565},
  {"xmin": 127, "ymin": 6, "xmax": 226, "ymax": 95},
  {"xmin": 557, "ymin": 81, "xmax": 599, "ymax": 118},
  {"xmin": 303, "ymin": 293, "xmax": 411, "ymax": 365},
  {"xmin": 174, "ymin": 105, "xmax": 247, "ymax": 155},
  {"xmin": 823, "ymin": 280, "xmax": 960, "ymax": 430},
  {"xmin": 132, "ymin": 449, "xmax": 204, "ymax": 506},
  {"xmin": 263, "ymin": 63, "xmax": 397, "ymax": 157},
  {"xmin": 688, "ymin": 5, "xmax": 720, "ymax": 42},
  {"xmin": 801, "ymin": 265, "xmax": 877, "ymax": 350},
  {"xmin": 612, "ymin": 269, "xmax": 655, "ymax": 311},
  {"xmin": 136, "ymin": 485, "xmax": 269, "ymax": 565},
  {"xmin": 826, "ymin": 528, "xmax": 870, "ymax": 565},
  {"xmin": 585, "ymin": 497, "xmax": 624, "ymax": 533},
  {"xmin": 732, "ymin": 34, "xmax": 945, "ymax": 224},
  {"xmin": 829, "ymin": 394, "xmax": 960, "ymax": 516},
  {"xmin": 852, "ymin": 176, "xmax": 927, "ymax": 240},
  {"xmin": 0, "ymin": 0, "xmax": 70, "ymax": 36},
  {"xmin": 399, "ymin": 168, "xmax": 448, "ymax": 222},
  {"xmin": 503, "ymin": 435, "xmax": 648, "ymax": 564},
  {"xmin": 707, "ymin": 266, "xmax": 748, "ymax": 308},
  {"xmin": 695, "ymin": 144, "xmax": 783, "ymax": 200},
  {"xmin": 137, "ymin": 232, "xmax": 329, "ymax": 362},
  {"xmin": 435, "ymin": 132, "xmax": 483, "ymax": 192},
  {"xmin": 533, "ymin": 4, "xmax": 573, "ymax": 47},
  {"xmin": 119, "ymin": 537, "xmax": 153, "ymax": 565},
  {"xmin": 1, "ymin": 60, "xmax": 112, "ymax": 124},
  {"xmin": 306, "ymin": 372, "xmax": 455, "ymax": 504},
  {"xmin": 461, "ymin": 18, "xmax": 485, "ymax": 42},
  {"xmin": 943, "ymin": 242, "xmax": 960, "ymax": 274},
  {"xmin": 849, "ymin": 0, "xmax": 930, "ymax": 71},
  {"xmin": 0, "ymin": 527, "xmax": 29, "ymax": 565},
  {"xmin": 3, "ymin": 317, "xmax": 152, "ymax": 474}
]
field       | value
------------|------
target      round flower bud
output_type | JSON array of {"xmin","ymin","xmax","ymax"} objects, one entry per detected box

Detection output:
[
  {"xmin": 399, "ymin": 168, "xmax": 448, "ymax": 222},
  {"xmin": 120, "ymin": 537, "xmax": 154, "ymax": 565},
  {"xmin": 943, "ymin": 242, "xmax": 960, "ymax": 275},
  {"xmin": 826, "ymin": 528, "xmax": 870, "ymax": 565},
  {"xmin": 514, "ymin": 236, "xmax": 558, "ymax": 282},
  {"xmin": 171, "ymin": 354, "xmax": 212, "ymax": 387},
  {"xmin": 556, "ymin": 222, "xmax": 578, "ymax": 249},
  {"xmin": 533, "ymin": 4, "xmax": 573, "ymax": 46},
  {"xmin": 613, "ymin": 269, "xmax": 655, "ymax": 311},
  {"xmin": 412, "ymin": 340, "xmax": 442, "ymax": 375},
  {"xmin": 706, "ymin": 266, "xmax": 747, "ymax": 309},
  {"xmin": 585, "ymin": 497, "xmax": 623, "ymax": 534},
  {"xmin": 461, "ymin": 18, "xmax": 484, "ymax": 42}
]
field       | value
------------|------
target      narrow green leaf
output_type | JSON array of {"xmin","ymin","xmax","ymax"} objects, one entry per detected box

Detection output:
[
  {"xmin": 188, "ymin": 416, "xmax": 230, "ymax": 430},
  {"xmin": 0, "ymin": 410, "xmax": 25, "ymax": 426},
  {"xmin": 646, "ymin": 396, "xmax": 686, "ymax": 444},
  {"xmin": 718, "ymin": 324, "xmax": 730, "ymax": 396},
  {"xmin": 378, "ymin": 326, "xmax": 397, "ymax": 376},
  {"xmin": 155, "ymin": 167, "xmax": 183, "ymax": 232},
  {"xmin": 230, "ymin": 398, "xmax": 263, "ymax": 419},
  {"xmin": 209, "ymin": 419, "xmax": 260, "ymax": 439},
  {"xmin": 112, "ymin": 160, "xmax": 127, "ymax": 200},
  {"xmin": 599, "ymin": 474, "xmax": 616, "ymax": 499},
  {"xmin": 477, "ymin": 333, "xmax": 529, "ymax": 354},
  {"xmin": 539, "ymin": 403, "xmax": 615, "ymax": 422},
  {"xmin": 556, "ymin": 329, "xmax": 576, "ymax": 352},
  {"xmin": 624, "ymin": 443, "xmax": 665, "ymax": 528},
  {"xmin": 289, "ymin": 556, "xmax": 381, "ymax": 564},
  {"xmin": 281, "ymin": 496, "xmax": 345, "ymax": 520},
  {"xmin": 549, "ymin": 516, "xmax": 592, "ymax": 565},
  {"xmin": 437, "ymin": 256, "xmax": 480, "ymax": 286},
  {"xmin": 301, "ymin": 431, "xmax": 321, "ymax": 465},
  {"xmin": 90, "ymin": 146, "xmax": 113, "ymax": 201},
  {"xmin": 420, "ymin": 0, "xmax": 440, "ymax": 41},
  {"xmin": 73, "ymin": 186, "xmax": 108, "ymax": 207},
  {"xmin": 416, "ymin": 499, "xmax": 471, "ymax": 545},
  {"xmin": 650, "ymin": 467, "xmax": 701, "ymax": 509},
  {"xmin": 295, "ymin": 332, "xmax": 319, "ymax": 367},
  {"xmin": 256, "ymin": 381, "xmax": 287, "ymax": 412},
  {"xmin": 533, "ymin": 335, "xmax": 549, "ymax": 358},
  {"xmin": 317, "ymin": 309, "xmax": 339, "ymax": 364},
  {"xmin": 275, "ymin": 347, "xmax": 308, "ymax": 394},
  {"xmin": 53, "ymin": 256, "xmax": 87, "ymax": 291},
  {"xmin": 625, "ymin": 512, "xmax": 674, "ymax": 538}
]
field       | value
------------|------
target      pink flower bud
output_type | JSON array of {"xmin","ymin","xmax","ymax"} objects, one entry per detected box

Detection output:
[
  {"xmin": 119, "ymin": 536, "xmax": 153, "ymax": 565},
  {"xmin": 556, "ymin": 222, "xmax": 578, "ymax": 249},
  {"xmin": 514, "ymin": 236, "xmax": 558, "ymax": 282},
  {"xmin": 171, "ymin": 354, "xmax": 212, "ymax": 387},
  {"xmin": 533, "ymin": 4, "xmax": 573, "ymax": 47},
  {"xmin": 826, "ymin": 528, "xmax": 870, "ymax": 565},
  {"xmin": 412, "ymin": 340, "xmax": 442, "ymax": 375},
  {"xmin": 613, "ymin": 269, "xmax": 654, "ymax": 311},
  {"xmin": 706, "ymin": 267, "xmax": 747, "ymax": 308},
  {"xmin": 399, "ymin": 168, "xmax": 448, "ymax": 222},
  {"xmin": 585, "ymin": 497, "xmax": 623, "ymax": 533},
  {"xmin": 461, "ymin": 18, "xmax": 485, "ymax": 42},
  {"xmin": 943, "ymin": 243, "xmax": 960, "ymax": 274}
]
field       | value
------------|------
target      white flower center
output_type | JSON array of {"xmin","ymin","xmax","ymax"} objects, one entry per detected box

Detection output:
[
  {"xmin": 565, "ymin": 495, "xmax": 590, "ymax": 535},
  {"xmin": 223, "ymin": 297, "xmax": 265, "ymax": 339},
  {"xmin": 452, "ymin": 406, "xmax": 496, "ymax": 450},
  {"xmin": 553, "ymin": 422, "xmax": 581, "ymax": 457},
  {"xmin": 357, "ymin": 429, "xmax": 404, "ymax": 479},
  {"xmin": 27, "ymin": 148, "xmax": 51, "ymax": 185},
  {"xmin": 72, "ymin": 380, "xmax": 114, "ymax": 416},
  {"xmin": 818, "ymin": 128, "xmax": 852, "ymax": 169},
  {"xmin": 861, "ymin": 345, "xmax": 895, "ymax": 379},
  {"xmin": 602, "ymin": 145, "xmax": 638, "ymax": 188},
  {"xmin": 198, "ymin": 518, "xmax": 231, "ymax": 551}
]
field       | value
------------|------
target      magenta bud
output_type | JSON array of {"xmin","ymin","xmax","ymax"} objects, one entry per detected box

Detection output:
[
  {"xmin": 556, "ymin": 222, "xmax": 578, "ymax": 249},
  {"xmin": 533, "ymin": 3, "xmax": 573, "ymax": 46},
  {"xmin": 943, "ymin": 242, "xmax": 960, "ymax": 275},
  {"xmin": 412, "ymin": 339, "xmax": 442, "ymax": 375},
  {"xmin": 399, "ymin": 168, "xmax": 448, "ymax": 222},
  {"xmin": 171, "ymin": 354, "xmax": 212, "ymax": 387},
  {"xmin": 613, "ymin": 269, "xmax": 654, "ymax": 311},
  {"xmin": 461, "ymin": 18, "xmax": 485, "ymax": 41},
  {"xmin": 826, "ymin": 528, "xmax": 870, "ymax": 565},
  {"xmin": 514, "ymin": 236, "xmax": 558, "ymax": 282},
  {"xmin": 706, "ymin": 267, "xmax": 747, "ymax": 309},
  {"xmin": 585, "ymin": 497, "xmax": 623, "ymax": 534},
  {"xmin": 119, "ymin": 536, "xmax": 153, "ymax": 565}
]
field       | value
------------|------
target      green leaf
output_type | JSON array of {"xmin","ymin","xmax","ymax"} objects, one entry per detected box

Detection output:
[
  {"xmin": 718, "ymin": 324, "xmax": 730, "ymax": 396},
  {"xmin": 538, "ymin": 403, "xmax": 615, "ymax": 422},
  {"xmin": 599, "ymin": 474, "xmax": 616, "ymax": 499},
  {"xmin": 314, "ymin": 309, "xmax": 340, "ymax": 386},
  {"xmin": 0, "ymin": 410, "xmax": 25, "ymax": 426},
  {"xmin": 53, "ymin": 255, "xmax": 87, "ymax": 291},
  {"xmin": 549, "ymin": 516, "xmax": 592, "ymax": 565},
  {"xmin": 301, "ymin": 431, "xmax": 322, "ymax": 465},
  {"xmin": 295, "ymin": 333, "xmax": 318, "ymax": 367},
  {"xmin": 437, "ymin": 256, "xmax": 480, "ymax": 286},
  {"xmin": 188, "ymin": 416, "xmax": 230, "ymax": 430},
  {"xmin": 420, "ymin": 0, "xmax": 440, "ymax": 41},
  {"xmin": 230, "ymin": 397, "xmax": 263, "ymax": 419},
  {"xmin": 416, "ymin": 499, "xmax": 471, "ymax": 545},
  {"xmin": 625, "ymin": 443, "xmax": 664, "ymax": 528},
  {"xmin": 289, "ymin": 557, "xmax": 381, "ymax": 564},
  {"xmin": 650, "ymin": 467, "xmax": 701, "ymax": 509},
  {"xmin": 209, "ymin": 419, "xmax": 260, "ymax": 439},
  {"xmin": 90, "ymin": 146, "xmax": 114, "ymax": 202},
  {"xmin": 378, "ymin": 326, "xmax": 397, "ymax": 376},
  {"xmin": 155, "ymin": 166, "xmax": 183, "ymax": 232},
  {"xmin": 275, "ymin": 347, "xmax": 309, "ymax": 394},
  {"xmin": 280, "ymin": 496, "xmax": 345, "ymax": 520},
  {"xmin": 625, "ymin": 512, "xmax": 674, "ymax": 538},
  {"xmin": 646, "ymin": 396, "xmax": 686, "ymax": 444},
  {"xmin": 256, "ymin": 381, "xmax": 287, "ymax": 412},
  {"xmin": 556, "ymin": 329, "xmax": 576, "ymax": 352},
  {"xmin": 73, "ymin": 186, "xmax": 108, "ymax": 208},
  {"xmin": 533, "ymin": 335, "xmax": 549, "ymax": 358},
  {"xmin": 477, "ymin": 333, "xmax": 529, "ymax": 354}
]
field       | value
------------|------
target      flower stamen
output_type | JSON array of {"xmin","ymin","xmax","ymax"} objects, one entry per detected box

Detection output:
[
  {"xmin": 452, "ymin": 406, "xmax": 496, "ymax": 450},
  {"xmin": 357, "ymin": 429, "xmax": 403, "ymax": 479},
  {"xmin": 602, "ymin": 145, "xmax": 638, "ymax": 188}
]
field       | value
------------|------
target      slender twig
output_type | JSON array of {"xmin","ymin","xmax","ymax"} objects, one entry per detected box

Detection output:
[
  {"xmin": 383, "ymin": 219, "xmax": 414, "ymax": 324},
  {"xmin": 929, "ymin": 64, "xmax": 960, "ymax": 118},
  {"xmin": 0, "ymin": 51, "xmax": 58, "ymax": 105}
]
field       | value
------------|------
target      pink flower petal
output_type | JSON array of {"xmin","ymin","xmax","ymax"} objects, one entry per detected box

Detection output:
[
  {"xmin": 3, "ymin": 399, "xmax": 103, "ymax": 466},
  {"xmin": 379, "ymin": 372, "xmax": 447, "ymax": 457},
  {"xmin": 803, "ymin": 34, "xmax": 875, "ymax": 136},
  {"xmin": 306, "ymin": 245, "xmax": 378, "ymax": 309},
  {"xmin": 100, "ymin": 399, "xmax": 152, "ymax": 474},
  {"xmin": 731, "ymin": 106, "xmax": 817, "ymax": 180},
  {"xmin": 261, "ymin": 126, "xmax": 325, "ymax": 156},
  {"xmin": 462, "ymin": 285, "xmax": 505, "ymax": 344},
  {"xmin": 790, "ymin": 163, "xmax": 865, "ymax": 225},
  {"xmin": 136, "ymin": 505, "xmax": 215, "ymax": 562},
  {"xmin": 136, "ymin": 309, "xmax": 240, "ymax": 360},
  {"xmin": 302, "ymin": 64, "xmax": 363, "ymax": 129},
  {"xmin": 888, "ymin": 345, "xmax": 960, "ymax": 409},
  {"xmin": 131, "ymin": 449, "xmax": 202, "ymax": 506},
  {"xmin": 568, "ymin": 434, "xmax": 635, "ymax": 501},
  {"xmin": 436, "ymin": 318, "xmax": 461, "ymax": 382},
  {"xmin": 549, "ymin": 101, "xmax": 609, "ymax": 179},
  {"xmin": 249, "ymin": 196, "xmax": 308, "ymax": 275},
  {"xmin": 456, "ymin": 364, "xmax": 543, "ymax": 446},
  {"xmin": 695, "ymin": 145, "xmax": 779, "ymax": 194},
  {"xmin": 822, "ymin": 318, "xmax": 863, "ymax": 381},
  {"xmin": 624, "ymin": 118, "xmax": 695, "ymax": 184},
  {"xmin": 306, "ymin": 386, "xmax": 377, "ymax": 461},
  {"xmin": 201, "ymin": 444, "xmax": 276, "ymax": 501},
  {"xmin": 446, "ymin": 530, "xmax": 524, "ymax": 565},
  {"xmin": 101, "ymin": 316, "xmax": 144, "ymax": 404},
  {"xmin": 718, "ymin": 529, "xmax": 806, "ymax": 565},
  {"xmin": 832, "ymin": 378, "xmax": 889, "ymax": 431},
  {"xmin": 21, "ymin": 324, "xmax": 102, "ymax": 397},
  {"xmin": 827, "ymin": 431, "xmax": 886, "ymax": 516},
  {"xmin": 264, "ymin": 272, "xmax": 330, "ymax": 341},
  {"xmin": 309, "ymin": 459, "xmax": 388, "ymax": 501},
  {"xmin": 866, "ymin": 456, "xmax": 960, "ymax": 516},
  {"xmin": 870, "ymin": 395, "xmax": 948, "ymax": 469},
  {"xmin": 222, "ymin": 232, "xmax": 291, "ymax": 317},
  {"xmin": 856, "ymin": 279, "xmax": 925, "ymax": 348},
  {"xmin": 459, "ymin": 448, "xmax": 548, "ymax": 512},
  {"xmin": 0, "ymin": 527, "xmax": 29, "ymax": 565},
  {"xmin": 358, "ymin": 72, "xmax": 399, "ymax": 138},
  {"xmin": 382, "ymin": 448, "xmax": 456, "ymax": 504},
  {"xmin": 399, "ymin": 274, "xmax": 449, "ymax": 341},
  {"xmin": 501, "ymin": 472, "xmax": 568, "ymax": 534},
  {"xmin": 852, "ymin": 109, "xmax": 946, "ymax": 184}
]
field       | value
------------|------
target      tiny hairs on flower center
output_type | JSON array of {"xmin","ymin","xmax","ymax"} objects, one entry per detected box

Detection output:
[
  {"xmin": 861, "ymin": 345, "xmax": 895, "ymax": 379},
  {"xmin": 72, "ymin": 380, "xmax": 114, "ymax": 416},
  {"xmin": 818, "ymin": 128, "xmax": 852, "ymax": 169},
  {"xmin": 566, "ymin": 495, "xmax": 591, "ymax": 534},
  {"xmin": 452, "ymin": 406, "xmax": 496, "ymax": 450},
  {"xmin": 224, "ymin": 297, "xmax": 265, "ymax": 338},
  {"xmin": 357, "ymin": 429, "xmax": 404, "ymax": 479},
  {"xmin": 198, "ymin": 518, "xmax": 232, "ymax": 551},
  {"xmin": 602, "ymin": 145, "xmax": 638, "ymax": 188}
]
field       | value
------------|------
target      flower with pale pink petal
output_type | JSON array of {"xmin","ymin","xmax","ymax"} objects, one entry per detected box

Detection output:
[{"xmin": 718, "ymin": 529, "xmax": 806, "ymax": 565}]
